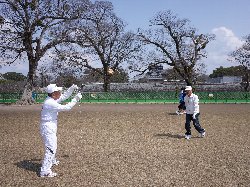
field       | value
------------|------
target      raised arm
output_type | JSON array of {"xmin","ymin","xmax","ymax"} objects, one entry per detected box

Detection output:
[
  {"xmin": 50, "ymin": 93, "xmax": 82, "ymax": 112},
  {"xmin": 57, "ymin": 84, "xmax": 79, "ymax": 103}
]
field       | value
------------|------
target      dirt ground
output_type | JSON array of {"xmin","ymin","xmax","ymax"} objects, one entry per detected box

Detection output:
[{"xmin": 0, "ymin": 103, "xmax": 249, "ymax": 187}]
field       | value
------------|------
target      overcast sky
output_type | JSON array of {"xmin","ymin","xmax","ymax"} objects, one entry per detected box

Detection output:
[{"xmin": 1, "ymin": 0, "xmax": 249, "ymax": 75}]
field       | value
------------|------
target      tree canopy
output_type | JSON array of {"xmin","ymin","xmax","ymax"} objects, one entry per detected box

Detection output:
[
  {"xmin": 209, "ymin": 66, "xmax": 245, "ymax": 78},
  {"xmin": 0, "ymin": 0, "xmax": 90, "ymax": 104},
  {"xmin": 2, "ymin": 72, "xmax": 26, "ymax": 81},
  {"xmin": 56, "ymin": 1, "xmax": 141, "ymax": 91},
  {"xmin": 137, "ymin": 10, "xmax": 215, "ymax": 86}
]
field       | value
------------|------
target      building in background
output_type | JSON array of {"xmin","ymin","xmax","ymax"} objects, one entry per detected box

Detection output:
[
  {"xmin": 207, "ymin": 76, "xmax": 242, "ymax": 84},
  {"xmin": 144, "ymin": 64, "xmax": 164, "ymax": 82}
]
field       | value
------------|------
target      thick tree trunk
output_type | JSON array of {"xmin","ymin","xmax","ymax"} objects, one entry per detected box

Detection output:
[
  {"xmin": 15, "ymin": 31, "xmax": 37, "ymax": 105},
  {"xmin": 102, "ymin": 65, "xmax": 111, "ymax": 92},
  {"xmin": 103, "ymin": 75, "xmax": 111, "ymax": 92},
  {"xmin": 16, "ymin": 81, "xmax": 35, "ymax": 105},
  {"xmin": 185, "ymin": 77, "xmax": 193, "ymax": 86},
  {"xmin": 16, "ymin": 63, "xmax": 37, "ymax": 105}
]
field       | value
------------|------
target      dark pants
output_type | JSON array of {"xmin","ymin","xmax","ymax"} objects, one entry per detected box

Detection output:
[{"xmin": 185, "ymin": 113, "xmax": 205, "ymax": 135}]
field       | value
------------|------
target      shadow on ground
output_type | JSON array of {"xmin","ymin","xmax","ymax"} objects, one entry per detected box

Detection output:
[
  {"xmin": 154, "ymin": 133, "xmax": 184, "ymax": 139},
  {"xmin": 15, "ymin": 159, "xmax": 41, "ymax": 176},
  {"xmin": 168, "ymin": 113, "xmax": 178, "ymax": 116}
]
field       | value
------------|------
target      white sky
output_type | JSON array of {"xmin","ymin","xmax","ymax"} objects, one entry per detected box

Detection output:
[{"xmin": 1, "ymin": 0, "xmax": 249, "ymax": 75}]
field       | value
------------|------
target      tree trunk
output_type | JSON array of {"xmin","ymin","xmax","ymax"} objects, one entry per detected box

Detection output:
[
  {"xmin": 185, "ymin": 77, "xmax": 193, "ymax": 86},
  {"xmin": 16, "ymin": 62, "xmax": 37, "ymax": 105},
  {"xmin": 16, "ymin": 81, "xmax": 35, "ymax": 105},
  {"xmin": 103, "ymin": 75, "xmax": 111, "ymax": 92}
]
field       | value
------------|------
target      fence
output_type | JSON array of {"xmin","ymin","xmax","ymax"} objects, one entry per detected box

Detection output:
[{"xmin": 0, "ymin": 91, "xmax": 250, "ymax": 104}]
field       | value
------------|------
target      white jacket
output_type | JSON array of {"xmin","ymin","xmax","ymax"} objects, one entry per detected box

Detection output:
[
  {"xmin": 184, "ymin": 93, "xmax": 199, "ymax": 114},
  {"xmin": 40, "ymin": 86, "xmax": 76, "ymax": 122}
]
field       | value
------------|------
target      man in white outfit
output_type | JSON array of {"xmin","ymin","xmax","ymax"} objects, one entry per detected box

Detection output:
[
  {"xmin": 184, "ymin": 86, "xmax": 206, "ymax": 140},
  {"xmin": 40, "ymin": 84, "xmax": 82, "ymax": 177}
]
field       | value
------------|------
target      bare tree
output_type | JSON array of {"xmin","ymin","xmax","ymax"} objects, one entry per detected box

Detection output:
[
  {"xmin": 0, "ymin": 0, "xmax": 90, "ymax": 104},
  {"xmin": 137, "ymin": 10, "xmax": 214, "ymax": 86},
  {"xmin": 229, "ymin": 35, "xmax": 250, "ymax": 91},
  {"xmin": 58, "ymin": 1, "xmax": 141, "ymax": 91}
]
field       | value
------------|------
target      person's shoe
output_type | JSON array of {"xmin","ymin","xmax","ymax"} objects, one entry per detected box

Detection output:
[
  {"xmin": 176, "ymin": 110, "xmax": 180, "ymax": 115},
  {"xmin": 185, "ymin": 134, "xmax": 191, "ymax": 140},
  {"xmin": 200, "ymin": 130, "xmax": 206, "ymax": 138},
  {"xmin": 53, "ymin": 160, "xmax": 60, "ymax": 166},
  {"xmin": 40, "ymin": 172, "xmax": 57, "ymax": 178}
]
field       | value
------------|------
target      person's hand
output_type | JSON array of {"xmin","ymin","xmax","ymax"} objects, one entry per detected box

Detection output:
[
  {"xmin": 71, "ymin": 84, "xmax": 79, "ymax": 90},
  {"xmin": 75, "ymin": 93, "xmax": 82, "ymax": 101},
  {"xmin": 72, "ymin": 93, "xmax": 82, "ymax": 102}
]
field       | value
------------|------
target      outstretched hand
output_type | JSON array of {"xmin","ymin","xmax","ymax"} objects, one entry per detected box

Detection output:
[
  {"xmin": 72, "ymin": 84, "xmax": 79, "ymax": 90},
  {"xmin": 75, "ymin": 93, "xmax": 82, "ymax": 101}
]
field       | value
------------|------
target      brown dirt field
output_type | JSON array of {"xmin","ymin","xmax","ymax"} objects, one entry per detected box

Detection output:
[{"xmin": 0, "ymin": 103, "xmax": 249, "ymax": 187}]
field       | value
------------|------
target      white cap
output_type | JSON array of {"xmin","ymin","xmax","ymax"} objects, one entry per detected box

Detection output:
[
  {"xmin": 185, "ymin": 86, "xmax": 192, "ymax": 91},
  {"xmin": 46, "ymin": 84, "xmax": 63, "ymax": 93}
]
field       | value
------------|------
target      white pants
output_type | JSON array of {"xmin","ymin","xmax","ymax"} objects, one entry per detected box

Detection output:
[{"xmin": 40, "ymin": 121, "xmax": 58, "ymax": 174}]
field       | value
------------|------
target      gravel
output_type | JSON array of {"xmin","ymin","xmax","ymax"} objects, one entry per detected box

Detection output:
[{"xmin": 0, "ymin": 103, "xmax": 249, "ymax": 187}]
